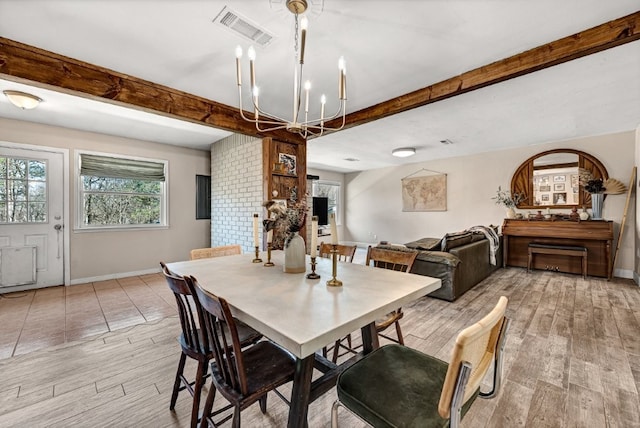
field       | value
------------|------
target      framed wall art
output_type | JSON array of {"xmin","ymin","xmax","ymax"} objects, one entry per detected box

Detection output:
[
  {"xmin": 553, "ymin": 192, "xmax": 567, "ymax": 204},
  {"xmin": 278, "ymin": 153, "xmax": 297, "ymax": 176},
  {"xmin": 401, "ymin": 169, "xmax": 447, "ymax": 211}
]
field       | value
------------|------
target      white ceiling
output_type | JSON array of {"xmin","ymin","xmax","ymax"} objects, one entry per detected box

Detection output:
[{"xmin": 0, "ymin": 1, "xmax": 638, "ymax": 172}]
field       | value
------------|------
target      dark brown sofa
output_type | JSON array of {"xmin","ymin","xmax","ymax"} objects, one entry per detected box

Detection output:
[{"xmin": 377, "ymin": 228, "xmax": 502, "ymax": 302}]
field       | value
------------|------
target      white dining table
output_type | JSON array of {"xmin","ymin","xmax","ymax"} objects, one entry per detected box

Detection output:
[{"xmin": 166, "ymin": 250, "xmax": 440, "ymax": 428}]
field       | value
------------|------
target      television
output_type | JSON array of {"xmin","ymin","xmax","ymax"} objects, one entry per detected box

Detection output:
[{"xmin": 312, "ymin": 197, "xmax": 329, "ymax": 226}]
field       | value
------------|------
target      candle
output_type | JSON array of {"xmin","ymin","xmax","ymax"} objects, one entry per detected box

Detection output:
[
  {"xmin": 235, "ymin": 46, "xmax": 243, "ymax": 86},
  {"xmin": 299, "ymin": 16, "xmax": 308, "ymax": 64},
  {"xmin": 330, "ymin": 213, "xmax": 338, "ymax": 245},
  {"xmin": 248, "ymin": 46, "xmax": 256, "ymax": 89},
  {"xmin": 311, "ymin": 216, "xmax": 318, "ymax": 257},
  {"xmin": 338, "ymin": 56, "xmax": 346, "ymax": 100},
  {"xmin": 253, "ymin": 213, "xmax": 259, "ymax": 247},
  {"xmin": 267, "ymin": 227, "xmax": 273, "ymax": 244}
]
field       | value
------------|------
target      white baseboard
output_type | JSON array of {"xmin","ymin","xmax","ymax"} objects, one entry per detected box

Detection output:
[
  {"xmin": 69, "ymin": 267, "xmax": 160, "ymax": 285},
  {"xmin": 613, "ymin": 269, "xmax": 634, "ymax": 280},
  {"xmin": 345, "ymin": 241, "xmax": 379, "ymax": 248},
  {"xmin": 634, "ymin": 271, "xmax": 640, "ymax": 286}
]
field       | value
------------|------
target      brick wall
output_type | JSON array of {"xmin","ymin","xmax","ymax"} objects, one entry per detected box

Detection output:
[{"xmin": 211, "ymin": 134, "xmax": 264, "ymax": 253}]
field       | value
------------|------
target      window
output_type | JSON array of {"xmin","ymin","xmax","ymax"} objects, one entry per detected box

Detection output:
[
  {"xmin": 312, "ymin": 180, "xmax": 340, "ymax": 222},
  {"xmin": 195, "ymin": 175, "xmax": 211, "ymax": 220},
  {"xmin": 0, "ymin": 156, "xmax": 47, "ymax": 223},
  {"xmin": 77, "ymin": 152, "xmax": 167, "ymax": 229}
]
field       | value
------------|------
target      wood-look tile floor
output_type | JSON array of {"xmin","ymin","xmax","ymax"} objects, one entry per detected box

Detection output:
[
  {"xmin": 1, "ymin": 267, "xmax": 639, "ymax": 427},
  {"xmin": 0, "ymin": 273, "xmax": 177, "ymax": 359}
]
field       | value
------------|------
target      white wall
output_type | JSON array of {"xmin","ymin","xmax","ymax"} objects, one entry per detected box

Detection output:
[
  {"xmin": 635, "ymin": 125, "xmax": 640, "ymax": 284},
  {"xmin": 0, "ymin": 118, "xmax": 211, "ymax": 282},
  {"xmin": 344, "ymin": 131, "xmax": 636, "ymax": 277},
  {"xmin": 211, "ymin": 134, "xmax": 263, "ymax": 253}
]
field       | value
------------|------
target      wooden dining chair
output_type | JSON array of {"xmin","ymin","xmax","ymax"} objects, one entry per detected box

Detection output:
[
  {"xmin": 187, "ymin": 276, "xmax": 296, "ymax": 428},
  {"xmin": 190, "ymin": 244, "xmax": 242, "ymax": 260},
  {"xmin": 326, "ymin": 246, "xmax": 418, "ymax": 363},
  {"xmin": 319, "ymin": 242, "xmax": 357, "ymax": 262},
  {"xmin": 318, "ymin": 242, "xmax": 358, "ymax": 362},
  {"xmin": 160, "ymin": 262, "xmax": 262, "ymax": 428},
  {"xmin": 365, "ymin": 245, "xmax": 418, "ymax": 345},
  {"xmin": 331, "ymin": 296, "xmax": 510, "ymax": 428}
]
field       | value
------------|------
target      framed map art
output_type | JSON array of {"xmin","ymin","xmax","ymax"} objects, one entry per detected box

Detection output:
[{"xmin": 401, "ymin": 170, "xmax": 447, "ymax": 211}]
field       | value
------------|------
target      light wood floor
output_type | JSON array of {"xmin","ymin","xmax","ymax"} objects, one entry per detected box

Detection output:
[
  {"xmin": 0, "ymin": 274, "xmax": 177, "ymax": 359},
  {"xmin": 0, "ymin": 267, "xmax": 639, "ymax": 427}
]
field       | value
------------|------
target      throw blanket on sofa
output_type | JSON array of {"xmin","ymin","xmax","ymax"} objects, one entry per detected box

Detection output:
[{"xmin": 468, "ymin": 225, "xmax": 500, "ymax": 266}]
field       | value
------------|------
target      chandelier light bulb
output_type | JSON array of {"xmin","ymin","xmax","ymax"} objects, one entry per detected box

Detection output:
[
  {"xmin": 253, "ymin": 86, "xmax": 260, "ymax": 97},
  {"xmin": 235, "ymin": 46, "xmax": 243, "ymax": 58},
  {"xmin": 304, "ymin": 80, "xmax": 311, "ymax": 91},
  {"xmin": 321, "ymin": 94, "xmax": 326, "ymax": 105},
  {"xmin": 248, "ymin": 46, "xmax": 256, "ymax": 61},
  {"xmin": 300, "ymin": 15, "xmax": 308, "ymax": 30},
  {"xmin": 338, "ymin": 56, "xmax": 345, "ymax": 71}
]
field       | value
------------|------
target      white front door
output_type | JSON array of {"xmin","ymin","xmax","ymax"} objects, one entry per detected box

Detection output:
[{"xmin": 0, "ymin": 146, "xmax": 65, "ymax": 289}]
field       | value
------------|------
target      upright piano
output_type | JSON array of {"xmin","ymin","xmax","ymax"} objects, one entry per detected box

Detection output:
[{"xmin": 501, "ymin": 219, "xmax": 613, "ymax": 279}]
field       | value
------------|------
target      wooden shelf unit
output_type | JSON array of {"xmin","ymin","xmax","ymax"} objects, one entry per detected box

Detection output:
[
  {"xmin": 502, "ymin": 219, "xmax": 613, "ymax": 279},
  {"xmin": 262, "ymin": 137, "xmax": 306, "ymax": 202}
]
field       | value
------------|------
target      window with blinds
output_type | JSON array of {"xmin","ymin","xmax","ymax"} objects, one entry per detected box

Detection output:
[{"xmin": 77, "ymin": 152, "xmax": 167, "ymax": 229}]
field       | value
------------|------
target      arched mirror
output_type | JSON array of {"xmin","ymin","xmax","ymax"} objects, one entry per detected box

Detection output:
[{"xmin": 511, "ymin": 149, "xmax": 608, "ymax": 210}]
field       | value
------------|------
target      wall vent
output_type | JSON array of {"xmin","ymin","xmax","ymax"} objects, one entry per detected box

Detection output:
[{"xmin": 213, "ymin": 6, "xmax": 274, "ymax": 47}]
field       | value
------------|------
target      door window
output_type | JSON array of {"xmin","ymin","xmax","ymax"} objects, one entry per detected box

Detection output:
[{"xmin": 0, "ymin": 156, "xmax": 47, "ymax": 223}]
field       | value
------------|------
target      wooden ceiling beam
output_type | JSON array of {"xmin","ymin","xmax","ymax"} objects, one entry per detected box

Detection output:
[
  {"xmin": 0, "ymin": 37, "xmax": 305, "ymax": 145},
  {"xmin": 323, "ymin": 11, "xmax": 640, "ymax": 132}
]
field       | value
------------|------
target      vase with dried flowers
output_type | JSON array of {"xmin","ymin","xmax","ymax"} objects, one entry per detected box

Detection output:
[
  {"xmin": 584, "ymin": 177, "xmax": 606, "ymax": 220},
  {"xmin": 493, "ymin": 186, "xmax": 525, "ymax": 219},
  {"xmin": 578, "ymin": 168, "xmax": 607, "ymax": 220},
  {"xmin": 263, "ymin": 189, "xmax": 308, "ymax": 273}
]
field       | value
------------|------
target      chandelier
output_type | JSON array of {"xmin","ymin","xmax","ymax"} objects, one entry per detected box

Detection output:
[{"xmin": 234, "ymin": 0, "xmax": 346, "ymax": 138}]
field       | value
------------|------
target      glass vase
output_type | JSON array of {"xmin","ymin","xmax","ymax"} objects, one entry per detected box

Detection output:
[
  {"xmin": 591, "ymin": 193, "xmax": 604, "ymax": 220},
  {"xmin": 284, "ymin": 231, "xmax": 306, "ymax": 273}
]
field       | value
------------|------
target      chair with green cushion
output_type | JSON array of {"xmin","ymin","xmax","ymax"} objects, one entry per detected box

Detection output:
[{"xmin": 331, "ymin": 296, "xmax": 510, "ymax": 428}]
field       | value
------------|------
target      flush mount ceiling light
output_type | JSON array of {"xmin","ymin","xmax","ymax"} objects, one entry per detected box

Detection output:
[
  {"xmin": 234, "ymin": 0, "xmax": 347, "ymax": 138},
  {"xmin": 3, "ymin": 90, "xmax": 43, "ymax": 110},
  {"xmin": 392, "ymin": 147, "xmax": 416, "ymax": 158}
]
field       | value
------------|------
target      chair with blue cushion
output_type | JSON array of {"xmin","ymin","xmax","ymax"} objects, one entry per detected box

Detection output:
[{"xmin": 331, "ymin": 296, "xmax": 509, "ymax": 428}]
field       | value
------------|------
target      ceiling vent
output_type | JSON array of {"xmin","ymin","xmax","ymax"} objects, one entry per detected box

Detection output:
[{"xmin": 213, "ymin": 6, "xmax": 274, "ymax": 47}]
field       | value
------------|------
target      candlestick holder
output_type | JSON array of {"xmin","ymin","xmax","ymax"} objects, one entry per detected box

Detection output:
[
  {"xmin": 252, "ymin": 245, "xmax": 262, "ymax": 263},
  {"xmin": 307, "ymin": 256, "xmax": 320, "ymax": 279},
  {"xmin": 326, "ymin": 245, "xmax": 343, "ymax": 286},
  {"xmin": 264, "ymin": 243, "xmax": 275, "ymax": 267}
]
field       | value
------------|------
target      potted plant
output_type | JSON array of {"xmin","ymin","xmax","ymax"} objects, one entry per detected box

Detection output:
[{"xmin": 493, "ymin": 186, "xmax": 525, "ymax": 219}]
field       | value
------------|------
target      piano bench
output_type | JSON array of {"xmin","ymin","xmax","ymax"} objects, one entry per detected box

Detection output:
[{"xmin": 527, "ymin": 243, "xmax": 588, "ymax": 279}]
